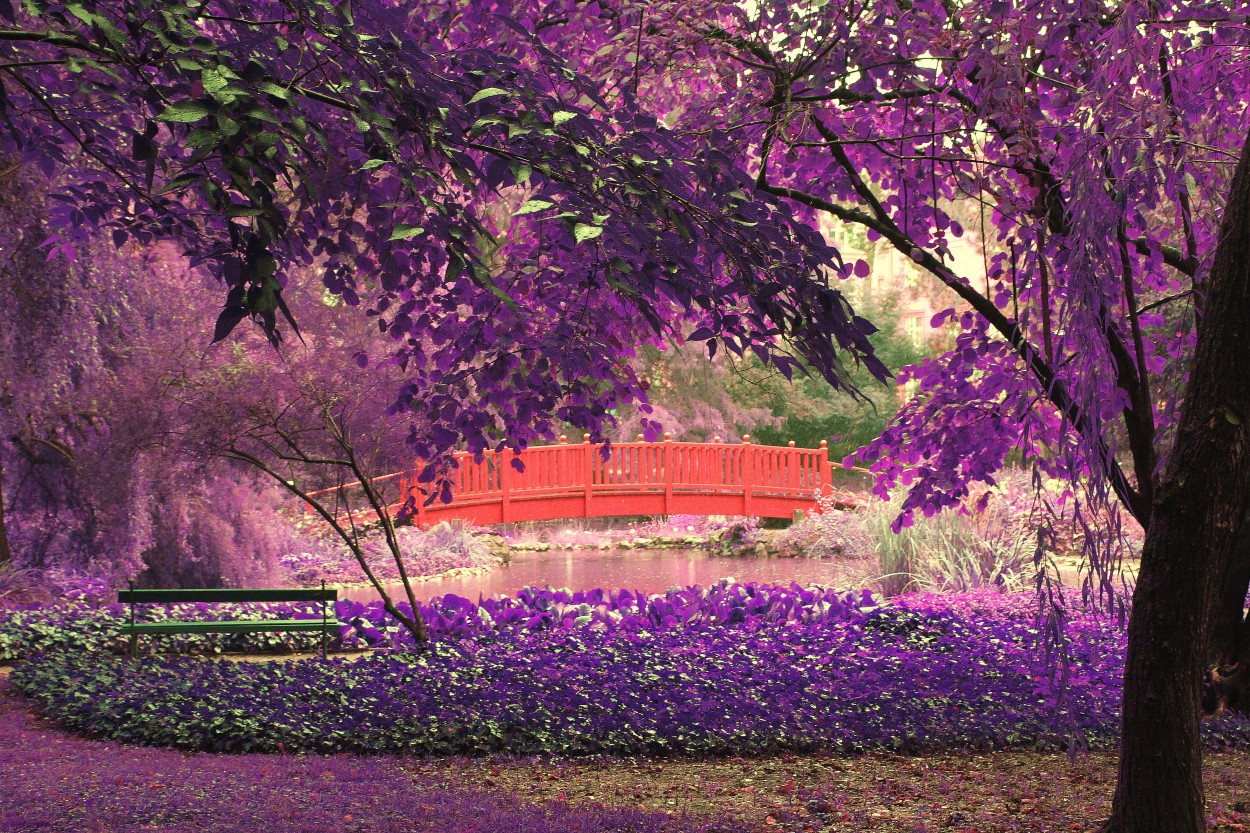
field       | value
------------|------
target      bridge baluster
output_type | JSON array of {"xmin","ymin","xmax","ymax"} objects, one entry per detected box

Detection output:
[{"xmin": 377, "ymin": 439, "xmax": 838, "ymax": 525}]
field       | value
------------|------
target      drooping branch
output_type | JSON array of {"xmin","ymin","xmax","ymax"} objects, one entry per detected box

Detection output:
[{"xmin": 759, "ymin": 172, "xmax": 1149, "ymax": 523}]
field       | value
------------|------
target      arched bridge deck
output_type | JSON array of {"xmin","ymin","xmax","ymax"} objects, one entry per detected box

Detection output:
[{"xmin": 309, "ymin": 436, "xmax": 864, "ymax": 528}]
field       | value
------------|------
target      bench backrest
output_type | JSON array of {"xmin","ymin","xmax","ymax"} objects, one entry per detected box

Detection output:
[{"xmin": 117, "ymin": 588, "xmax": 337, "ymax": 604}]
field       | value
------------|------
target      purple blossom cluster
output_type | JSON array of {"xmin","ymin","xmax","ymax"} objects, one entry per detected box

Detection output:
[
  {"xmin": 338, "ymin": 581, "xmax": 878, "ymax": 648},
  {"xmin": 15, "ymin": 587, "xmax": 1250, "ymax": 758},
  {"xmin": 634, "ymin": 515, "xmax": 762, "ymax": 544}
]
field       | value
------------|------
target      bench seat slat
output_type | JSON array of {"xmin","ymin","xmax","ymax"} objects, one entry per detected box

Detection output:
[
  {"xmin": 118, "ymin": 588, "xmax": 336, "ymax": 604},
  {"xmin": 120, "ymin": 619, "xmax": 334, "ymax": 635}
]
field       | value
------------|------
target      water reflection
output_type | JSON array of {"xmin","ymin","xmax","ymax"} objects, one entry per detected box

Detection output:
[{"xmin": 345, "ymin": 546, "xmax": 861, "ymax": 603}]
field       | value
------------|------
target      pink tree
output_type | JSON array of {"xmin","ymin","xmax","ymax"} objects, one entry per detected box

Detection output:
[
  {"xmin": 0, "ymin": 163, "xmax": 303, "ymax": 587},
  {"xmin": 167, "ymin": 281, "xmax": 439, "ymax": 640}
]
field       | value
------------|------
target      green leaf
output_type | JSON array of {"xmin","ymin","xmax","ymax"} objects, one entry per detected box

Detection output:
[
  {"xmin": 477, "ymin": 272, "xmax": 519, "ymax": 312},
  {"xmin": 359, "ymin": 159, "xmax": 386, "ymax": 171},
  {"xmin": 573, "ymin": 223, "xmax": 603, "ymax": 242},
  {"xmin": 202, "ymin": 69, "xmax": 230, "ymax": 94},
  {"xmin": 514, "ymin": 199, "xmax": 554, "ymax": 216},
  {"xmin": 185, "ymin": 128, "xmax": 219, "ymax": 148},
  {"xmin": 552, "ymin": 111, "xmax": 577, "ymax": 126},
  {"xmin": 470, "ymin": 115, "xmax": 508, "ymax": 133},
  {"xmin": 467, "ymin": 87, "xmax": 509, "ymax": 104},
  {"xmin": 259, "ymin": 81, "xmax": 290, "ymax": 100},
  {"xmin": 156, "ymin": 101, "xmax": 210, "ymax": 123},
  {"xmin": 252, "ymin": 131, "xmax": 281, "ymax": 148},
  {"xmin": 66, "ymin": 2, "xmax": 96, "ymax": 26},
  {"xmin": 389, "ymin": 224, "xmax": 426, "ymax": 241},
  {"xmin": 159, "ymin": 174, "xmax": 201, "ymax": 194}
]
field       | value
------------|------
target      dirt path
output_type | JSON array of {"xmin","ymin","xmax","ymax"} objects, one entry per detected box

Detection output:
[
  {"xmin": 0, "ymin": 676, "xmax": 685, "ymax": 833},
  {"xmin": 6, "ymin": 667, "xmax": 1250, "ymax": 833}
]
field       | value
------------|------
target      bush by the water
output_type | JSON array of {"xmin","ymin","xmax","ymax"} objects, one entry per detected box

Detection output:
[
  {"xmin": 782, "ymin": 471, "xmax": 1044, "ymax": 595},
  {"xmin": 782, "ymin": 468, "xmax": 1146, "ymax": 599}
]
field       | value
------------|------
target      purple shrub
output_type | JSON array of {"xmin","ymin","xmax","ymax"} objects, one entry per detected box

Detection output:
[
  {"xmin": 133, "ymin": 474, "xmax": 292, "ymax": 590},
  {"xmin": 335, "ymin": 580, "xmax": 880, "ymax": 648},
  {"xmin": 779, "ymin": 496, "xmax": 874, "ymax": 560},
  {"xmin": 1, "ymin": 580, "xmax": 878, "ymax": 662},
  {"xmin": 19, "ymin": 588, "xmax": 1247, "ymax": 759}
]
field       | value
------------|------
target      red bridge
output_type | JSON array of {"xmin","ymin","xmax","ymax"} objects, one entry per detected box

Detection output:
[{"xmin": 314, "ymin": 435, "xmax": 862, "ymax": 528}]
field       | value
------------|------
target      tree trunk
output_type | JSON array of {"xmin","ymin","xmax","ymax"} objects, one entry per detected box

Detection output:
[
  {"xmin": 1203, "ymin": 505, "xmax": 1250, "ymax": 714},
  {"xmin": 0, "ymin": 451, "xmax": 11, "ymax": 569},
  {"xmin": 1105, "ymin": 501, "xmax": 1212, "ymax": 832},
  {"xmin": 1100, "ymin": 129, "xmax": 1250, "ymax": 832},
  {"xmin": 1208, "ymin": 518, "xmax": 1250, "ymax": 668}
]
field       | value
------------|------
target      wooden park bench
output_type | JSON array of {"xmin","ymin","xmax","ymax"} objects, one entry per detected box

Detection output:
[{"xmin": 117, "ymin": 581, "xmax": 338, "ymax": 658}]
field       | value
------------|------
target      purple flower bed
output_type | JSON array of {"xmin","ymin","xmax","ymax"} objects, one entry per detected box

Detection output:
[
  {"xmin": 337, "ymin": 581, "xmax": 879, "ymax": 648},
  {"xmin": 17, "ymin": 588, "xmax": 1250, "ymax": 758},
  {"xmin": 0, "ymin": 581, "xmax": 877, "ymax": 661}
]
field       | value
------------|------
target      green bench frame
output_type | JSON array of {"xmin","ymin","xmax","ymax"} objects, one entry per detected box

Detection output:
[{"xmin": 117, "ymin": 581, "xmax": 338, "ymax": 658}]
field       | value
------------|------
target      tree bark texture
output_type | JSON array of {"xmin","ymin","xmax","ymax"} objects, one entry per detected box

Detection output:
[
  {"xmin": 0, "ymin": 451, "xmax": 11, "ymax": 569},
  {"xmin": 1102, "ymin": 131, "xmax": 1250, "ymax": 832},
  {"xmin": 1203, "ymin": 504, "xmax": 1250, "ymax": 714}
]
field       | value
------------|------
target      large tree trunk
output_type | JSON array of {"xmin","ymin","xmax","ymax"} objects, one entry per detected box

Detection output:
[
  {"xmin": 1100, "ymin": 131, "xmax": 1250, "ymax": 832},
  {"xmin": 0, "ymin": 451, "xmax": 11, "ymax": 569},
  {"xmin": 1106, "ymin": 503, "xmax": 1214, "ymax": 832},
  {"xmin": 1203, "ymin": 507, "xmax": 1250, "ymax": 714}
]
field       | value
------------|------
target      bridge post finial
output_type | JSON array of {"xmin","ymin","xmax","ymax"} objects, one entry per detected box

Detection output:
[
  {"xmin": 820, "ymin": 440, "xmax": 828, "ymax": 449},
  {"xmin": 559, "ymin": 434, "xmax": 568, "ymax": 444},
  {"xmin": 788, "ymin": 441, "xmax": 795, "ymax": 448},
  {"xmin": 712, "ymin": 435, "xmax": 721, "ymax": 444},
  {"xmin": 742, "ymin": 434, "xmax": 751, "ymax": 444},
  {"xmin": 636, "ymin": 433, "xmax": 645, "ymax": 442},
  {"xmin": 583, "ymin": 433, "xmax": 591, "ymax": 444},
  {"xmin": 663, "ymin": 432, "xmax": 672, "ymax": 442}
]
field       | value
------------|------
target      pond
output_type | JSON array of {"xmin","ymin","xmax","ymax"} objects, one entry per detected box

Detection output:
[{"xmin": 344, "ymin": 546, "xmax": 872, "ymax": 603}]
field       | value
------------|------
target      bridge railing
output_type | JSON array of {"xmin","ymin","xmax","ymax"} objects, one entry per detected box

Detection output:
[{"xmin": 307, "ymin": 435, "xmax": 864, "ymax": 527}]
